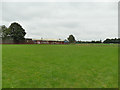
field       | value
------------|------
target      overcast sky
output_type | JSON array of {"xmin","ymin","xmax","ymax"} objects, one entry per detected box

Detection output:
[{"xmin": 1, "ymin": 1, "xmax": 118, "ymax": 41}]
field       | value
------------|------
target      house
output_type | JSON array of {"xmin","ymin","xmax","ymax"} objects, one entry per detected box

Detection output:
[
  {"xmin": 32, "ymin": 38, "xmax": 67, "ymax": 44},
  {"xmin": 24, "ymin": 38, "xmax": 34, "ymax": 44},
  {"xmin": 0, "ymin": 37, "xmax": 69, "ymax": 44}
]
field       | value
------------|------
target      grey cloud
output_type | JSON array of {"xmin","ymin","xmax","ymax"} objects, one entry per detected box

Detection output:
[{"xmin": 2, "ymin": 2, "xmax": 118, "ymax": 41}]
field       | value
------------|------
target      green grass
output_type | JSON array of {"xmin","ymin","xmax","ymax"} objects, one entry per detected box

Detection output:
[{"xmin": 2, "ymin": 44, "xmax": 118, "ymax": 88}]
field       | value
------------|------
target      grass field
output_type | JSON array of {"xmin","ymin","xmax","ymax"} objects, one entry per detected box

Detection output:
[{"xmin": 2, "ymin": 44, "xmax": 118, "ymax": 88}]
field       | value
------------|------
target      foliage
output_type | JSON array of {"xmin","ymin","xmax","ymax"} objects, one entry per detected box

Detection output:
[
  {"xmin": 67, "ymin": 35, "xmax": 76, "ymax": 43},
  {"xmin": 103, "ymin": 38, "xmax": 120, "ymax": 44},
  {"xmin": 76, "ymin": 38, "xmax": 120, "ymax": 44},
  {"xmin": 8, "ymin": 22, "xmax": 26, "ymax": 42},
  {"xmin": 0, "ymin": 25, "xmax": 9, "ymax": 38},
  {"xmin": 76, "ymin": 40, "xmax": 102, "ymax": 44},
  {"xmin": 0, "ymin": 22, "xmax": 26, "ymax": 43}
]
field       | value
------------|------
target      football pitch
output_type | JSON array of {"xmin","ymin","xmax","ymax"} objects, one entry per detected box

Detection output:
[{"xmin": 2, "ymin": 44, "xmax": 118, "ymax": 88}]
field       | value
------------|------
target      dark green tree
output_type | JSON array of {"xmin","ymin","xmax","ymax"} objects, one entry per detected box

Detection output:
[
  {"xmin": 67, "ymin": 35, "xmax": 76, "ymax": 43},
  {"xmin": 0, "ymin": 25, "xmax": 9, "ymax": 38},
  {"xmin": 8, "ymin": 22, "xmax": 26, "ymax": 43},
  {"xmin": 103, "ymin": 38, "xmax": 119, "ymax": 43}
]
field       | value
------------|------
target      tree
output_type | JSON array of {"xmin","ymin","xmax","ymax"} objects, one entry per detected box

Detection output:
[
  {"xmin": 67, "ymin": 35, "xmax": 76, "ymax": 43},
  {"xmin": 0, "ymin": 25, "xmax": 9, "ymax": 38},
  {"xmin": 103, "ymin": 38, "xmax": 119, "ymax": 43},
  {"xmin": 8, "ymin": 22, "xmax": 26, "ymax": 43}
]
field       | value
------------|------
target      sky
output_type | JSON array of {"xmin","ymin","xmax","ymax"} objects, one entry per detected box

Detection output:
[{"xmin": 1, "ymin": 0, "xmax": 118, "ymax": 41}]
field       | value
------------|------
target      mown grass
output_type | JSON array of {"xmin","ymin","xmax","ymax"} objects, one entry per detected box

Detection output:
[{"xmin": 2, "ymin": 44, "xmax": 118, "ymax": 88}]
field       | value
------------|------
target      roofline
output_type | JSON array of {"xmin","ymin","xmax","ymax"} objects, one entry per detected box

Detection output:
[{"xmin": 32, "ymin": 39, "xmax": 64, "ymax": 41}]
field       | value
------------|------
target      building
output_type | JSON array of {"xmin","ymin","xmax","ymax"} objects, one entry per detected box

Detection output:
[
  {"xmin": 24, "ymin": 38, "xmax": 34, "ymax": 44},
  {"xmin": 32, "ymin": 38, "xmax": 68, "ymax": 44},
  {"xmin": 0, "ymin": 37, "xmax": 69, "ymax": 44}
]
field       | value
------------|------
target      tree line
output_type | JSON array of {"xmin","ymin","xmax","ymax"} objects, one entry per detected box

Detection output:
[
  {"xmin": 103, "ymin": 38, "xmax": 120, "ymax": 44},
  {"xmin": 0, "ymin": 22, "xmax": 119, "ymax": 44},
  {"xmin": 75, "ymin": 39, "xmax": 120, "ymax": 44},
  {"xmin": 68, "ymin": 35, "xmax": 119, "ymax": 44}
]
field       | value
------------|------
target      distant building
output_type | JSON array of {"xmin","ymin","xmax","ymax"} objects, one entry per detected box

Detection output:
[
  {"xmin": 0, "ymin": 37, "xmax": 69, "ymax": 44},
  {"xmin": 32, "ymin": 38, "xmax": 67, "ymax": 44},
  {"xmin": 24, "ymin": 38, "xmax": 34, "ymax": 44}
]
